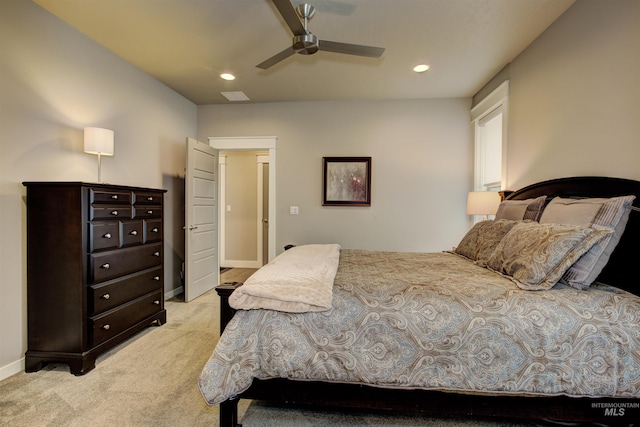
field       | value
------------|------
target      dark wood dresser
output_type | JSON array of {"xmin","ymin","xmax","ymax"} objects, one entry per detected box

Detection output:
[{"xmin": 23, "ymin": 182, "xmax": 167, "ymax": 375}]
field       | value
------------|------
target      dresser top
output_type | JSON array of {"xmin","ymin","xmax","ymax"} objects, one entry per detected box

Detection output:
[{"xmin": 22, "ymin": 181, "xmax": 167, "ymax": 193}]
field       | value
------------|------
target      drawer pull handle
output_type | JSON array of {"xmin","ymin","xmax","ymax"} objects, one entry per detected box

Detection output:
[
  {"xmin": 111, "ymin": 195, "xmax": 118, "ymax": 200},
  {"xmin": 153, "ymin": 252, "xmax": 160, "ymax": 257},
  {"xmin": 147, "ymin": 197, "xmax": 154, "ymax": 201},
  {"xmin": 111, "ymin": 210, "xmax": 118, "ymax": 216},
  {"xmin": 130, "ymin": 230, "xmax": 138, "ymax": 236},
  {"xmin": 103, "ymin": 233, "xmax": 112, "ymax": 239},
  {"xmin": 152, "ymin": 228, "xmax": 159, "ymax": 233},
  {"xmin": 153, "ymin": 276, "xmax": 160, "ymax": 281},
  {"xmin": 101, "ymin": 263, "xmax": 110, "ymax": 269},
  {"xmin": 147, "ymin": 210, "xmax": 153, "ymax": 215},
  {"xmin": 153, "ymin": 300, "xmax": 160, "ymax": 305},
  {"xmin": 101, "ymin": 293, "xmax": 110, "ymax": 300},
  {"xmin": 102, "ymin": 324, "xmax": 110, "ymax": 330}
]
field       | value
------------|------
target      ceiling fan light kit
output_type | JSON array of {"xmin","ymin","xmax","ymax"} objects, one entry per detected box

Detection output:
[{"xmin": 257, "ymin": 0, "xmax": 385, "ymax": 69}]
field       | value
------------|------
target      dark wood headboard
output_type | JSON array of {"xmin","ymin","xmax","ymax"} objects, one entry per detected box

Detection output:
[{"xmin": 506, "ymin": 176, "xmax": 640, "ymax": 295}]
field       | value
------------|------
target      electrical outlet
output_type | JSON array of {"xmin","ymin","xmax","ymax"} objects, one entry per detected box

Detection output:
[{"xmin": 289, "ymin": 206, "xmax": 299, "ymax": 215}]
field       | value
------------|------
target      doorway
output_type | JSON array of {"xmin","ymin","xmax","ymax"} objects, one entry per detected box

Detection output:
[
  {"xmin": 209, "ymin": 137, "xmax": 277, "ymax": 265},
  {"xmin": 218, "ymin": 151, "xmax": 268, "ymax": 268}
]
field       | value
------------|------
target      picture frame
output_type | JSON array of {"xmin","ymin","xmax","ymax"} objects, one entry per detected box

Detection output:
[{"xmin": 322, "ymin": 157, "xmax": 371, "ymax": 206}]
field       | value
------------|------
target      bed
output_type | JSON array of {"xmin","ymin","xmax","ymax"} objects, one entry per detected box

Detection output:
[{"xmin": 199, "ymin": 176, "xmax": 640, "ymax": 426}]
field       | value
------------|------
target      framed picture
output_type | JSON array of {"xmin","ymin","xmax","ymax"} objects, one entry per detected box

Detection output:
[{"xmin": 322, "ymin": 157, "xmax": 371, "ymax": 206}]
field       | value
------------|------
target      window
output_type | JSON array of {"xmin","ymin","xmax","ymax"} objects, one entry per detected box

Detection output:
[{"xmin": 471, "ymin": 81, "xmax": 509, "ymax": 192}]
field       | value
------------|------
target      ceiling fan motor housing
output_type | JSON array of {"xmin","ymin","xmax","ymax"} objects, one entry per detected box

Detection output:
[{"xmin": 293, "ymin": 33, "xmax": 319, "ymax": 55}]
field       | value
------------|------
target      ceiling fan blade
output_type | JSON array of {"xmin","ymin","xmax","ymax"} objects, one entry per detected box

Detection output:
[
  {"xmin": 272, "ymin": 0, "xmax": 307, "ymax": 36},
  {"xmin": 319, "ymin": 40, "xmax": 385, "ymax": 58},
  {"xmin": 256, "ymin": 47, "xmax": 296, "ymax": 69}
]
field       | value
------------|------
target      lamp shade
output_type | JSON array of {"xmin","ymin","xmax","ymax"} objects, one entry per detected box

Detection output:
[
  {"xmin": 84, "ymin": 127, "xmax": 114, "ymax": 156},
  {"xmin": 466, "ymin": 191, "xmax": 500, "ymax": 216}
]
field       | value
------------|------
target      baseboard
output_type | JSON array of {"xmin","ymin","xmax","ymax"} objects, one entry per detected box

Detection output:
[
  {"xmin": 0, "ymin": 357, "xmax": 24, "ymax": 382},
  {"xmin": 222, "ymin": 259, "xmax": 262, "ymax": 269},
  {"xmin": 164, "ymin": 286, "xmax": 184, "ymax": 300}
]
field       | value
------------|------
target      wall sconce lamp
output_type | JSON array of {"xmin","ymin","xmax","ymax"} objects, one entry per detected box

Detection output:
[
  {"xmin": 467, "ymin": 191, "xmax": 500, "ymax": 221},
  {"xmin": 84, "ymin": 127, "xmax": 114, "ymax": 183}
]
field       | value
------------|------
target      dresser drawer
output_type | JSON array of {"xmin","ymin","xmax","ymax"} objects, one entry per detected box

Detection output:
[
  {"xmin": 133, "ymin": 206, "xmax": 162, "ymax": 219},
  {"xmin": 121, "ymin": 220, "xmax": 144, "ymax": 246},
  {"xmin": 90, "ymin": 189, "xmax": 131, "ymax": 205},
  {"xmin": 134, "ymin": 192, "xmax": 162, "ymax": 205},
  {"xmin": 90, "ymin": 291, "xmax": 163, "ymax": 346},
  {"xmin": 89, "ymin": 268, "xmax": 162, "ymax": 315},
  {"xmin": 90, "ymin": 206, "xmax": 132, "ymax": 221},
  {"xmin": 144, "ymin": 219, "xmax": 162, "ymax": 243},
  {"xmin": 89, "ymin": 222, "xmax": 120, "ymax": 252},
  {"xmin": 89, "ymin": 243, "xmax": 162, "ymax": 283}
]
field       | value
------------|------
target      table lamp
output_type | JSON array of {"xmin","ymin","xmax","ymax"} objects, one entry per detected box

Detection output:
[
  {"xmin": 466, "ymin": 191, "xmax": 500, "ymax": 221},
  {"xmin": 84, "ymin": 127, "xmax": 114, "ymax": 183}
]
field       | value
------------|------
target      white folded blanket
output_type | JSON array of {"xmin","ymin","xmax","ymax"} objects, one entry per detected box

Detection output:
[{"xmin": 228, "ymin": 244, "xmax": 341, "ymax": 313}]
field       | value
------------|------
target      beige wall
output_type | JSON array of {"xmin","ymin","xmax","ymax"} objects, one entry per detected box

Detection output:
[
  {"xmin": 222, "ymin": 151, "xmax": 261, "ymax": 262},
  {"xmin": 505, "ymin": 0, "xmax": 640, "ymax": 189},
  {"xmin": 198, "ymin": 98, "xmax": 474, "ymax": 256},
  {"xmin": 0, "ymin": 0, "xmax": 196, "ymax": 377}
]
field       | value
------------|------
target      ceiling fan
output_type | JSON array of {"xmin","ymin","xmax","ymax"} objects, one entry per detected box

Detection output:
[{"xmin": 257, "ymin": 0, "xmax": 385, "ymax": 70}]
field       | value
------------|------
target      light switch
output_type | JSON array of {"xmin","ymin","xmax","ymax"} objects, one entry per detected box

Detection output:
[
  {"xmin": 226, "ymin": 205, "xmax": 231, "ymax": 212},
  {"xmin": 289, "ymin": 206, "xmax": 299, "ymax": 215}
]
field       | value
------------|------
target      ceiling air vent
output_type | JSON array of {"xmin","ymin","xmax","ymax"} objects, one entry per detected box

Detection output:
[{"xmin": 220, "ymin": 91, "xmax": 250, "ymax": 102}]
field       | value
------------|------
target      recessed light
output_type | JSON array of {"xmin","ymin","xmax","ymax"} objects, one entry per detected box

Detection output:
[
  {"xmin": 220, "ymin": 73, "xmax": 236, "ymax": 81},
  {"xmin": 413, "ymin": 64, "xmax": 430, "ymax": 73}
]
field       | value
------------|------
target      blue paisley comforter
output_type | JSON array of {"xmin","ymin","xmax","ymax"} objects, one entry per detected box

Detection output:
[{"xmin": 199, "ymin": 250, "xmax": 640, "ymax": 405}]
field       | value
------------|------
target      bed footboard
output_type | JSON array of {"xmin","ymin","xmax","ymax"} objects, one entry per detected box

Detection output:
[
  {"xmin": 216, "ymin": 282, "xmax": 242, "ymax": 334},
  {"xmin": 219, "ymin": 399, "xmax": 239, "ymax": 427},
  {"xmin": 216, "ymin": 283, "xmax": 242, "ymax": 427}
]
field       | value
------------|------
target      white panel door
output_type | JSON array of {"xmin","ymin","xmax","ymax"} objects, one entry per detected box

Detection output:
[{"xmin": 185, "ymin": 137, "xmax": 218, "ymax": 302}]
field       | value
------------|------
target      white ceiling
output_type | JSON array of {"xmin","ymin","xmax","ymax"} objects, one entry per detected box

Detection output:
[{"xmin": 33, "ymin": 0, "xmax": 575, "ymax": 105}]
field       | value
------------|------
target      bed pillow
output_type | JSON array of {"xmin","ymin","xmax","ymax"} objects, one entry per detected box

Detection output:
[
  {"xmin": 454, "ymin": 219, "xmax": 520, "ymax": 265},
  {"xmin": 494, "ymin": 195, "xmax": 547, "ymax": 221},
  {"xmin": 486, "ymin": 221, "xmax": 612, "ymax": 291},
  {"xmin": 539, "ymin": 195, "xmax": 636, "ymax": 289}
]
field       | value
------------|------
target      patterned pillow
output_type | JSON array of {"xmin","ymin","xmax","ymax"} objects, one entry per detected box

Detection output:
[
  {"xmin": 539, "ymin": 195, "xmax": 636, "ymax": 289},
  {"xmin": 454, "ymin": 219, "xmax": 520, "ymax": 265},
  {"xmin": 495, "ymin": 196, "xmax": 547, "ymax": 221},
  {"xmin": 486, "ymin": 221, "xmax": 612, "ymax": 291}
]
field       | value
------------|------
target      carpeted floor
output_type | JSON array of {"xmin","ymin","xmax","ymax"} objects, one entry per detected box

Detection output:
[
  {"xmin": 0, "ymin": 269, "xmax": 584, "ymax": 427},
  {"xmin": 0, "ymin": 269, "xmax": 255, "ymax": 427}
]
